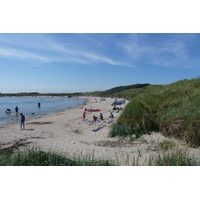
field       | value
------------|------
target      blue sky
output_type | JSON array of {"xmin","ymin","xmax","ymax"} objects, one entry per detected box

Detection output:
[{"xmin": 0, "ymin": 33, "xmax": 200, "ymax": 93}]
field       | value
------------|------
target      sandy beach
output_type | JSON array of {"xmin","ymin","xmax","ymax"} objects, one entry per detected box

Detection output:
[{"xmin": 0, "ymin": 96, "xmax": 199, "ymax": 165}]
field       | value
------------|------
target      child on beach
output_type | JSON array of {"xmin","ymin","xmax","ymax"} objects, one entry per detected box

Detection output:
[
  {"xmin": 93, "ymin": 115, "xmax": 98, "ymax": 122},
  {"xmin": 109, "ymin": 112, "xmax": 114, "ymax": 119},
  {"xmin": 99, "ymin": 113, "xmax": 104, "ymax": 120},
  {"xmin": 82, "ymin": 109, "xmax": 87, "ymax": 121},
  {"xmin": 20, "ymin": 113, "xmax": 25, "ymax": 130}
]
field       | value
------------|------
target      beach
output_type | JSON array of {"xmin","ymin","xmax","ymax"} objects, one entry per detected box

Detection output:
[{"xmin": 0, "ymin": 96, "xmax": 199, "ymax": 165}]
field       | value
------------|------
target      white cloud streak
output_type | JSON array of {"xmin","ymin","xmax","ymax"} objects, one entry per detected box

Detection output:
[
  {"xmin": 1, "ymin": 33, "xmax": 199, "ymax": 70},
  {"xmin": 0, "ymin": 34, "xmax": 132, "ymax": 67},
  {"xmin": 118, "ymin": 34, "xmax": 200, "ymax": 69}
]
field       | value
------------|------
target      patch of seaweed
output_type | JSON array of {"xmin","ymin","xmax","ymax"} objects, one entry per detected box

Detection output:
[{"xmin": 0, "ymin": 136, "xmax": 45, "ymax": 155}]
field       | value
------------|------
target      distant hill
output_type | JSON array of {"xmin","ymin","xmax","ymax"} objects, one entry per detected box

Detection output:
[
  {"xmin": 100, "ymin": 83, "xmax": 150, "ymax": 96},
  {"xmin": 82, "ymin": 83, "xmax": 151, "ymax": 98}
]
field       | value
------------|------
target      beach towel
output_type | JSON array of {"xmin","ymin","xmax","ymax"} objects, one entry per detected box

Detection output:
[
  {"xmin": 107, "ymin": 119, "xmax": 115, "ymax": 124},
  {"xmin": 92, "ymin": 125, "xmax": 107, "ymax": 132}
]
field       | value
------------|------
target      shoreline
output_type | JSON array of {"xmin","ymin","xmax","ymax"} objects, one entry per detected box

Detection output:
[
  {"xmin": 0, "ymin": 96, "xmax": 131, "ymax": 164},
  {"xmin": 0, "ymin": 96, "xmax": 199, "ymax": 165},
  {"xmin": 0, "ymin": 96, "xmax": 87, "ymax": 126}
]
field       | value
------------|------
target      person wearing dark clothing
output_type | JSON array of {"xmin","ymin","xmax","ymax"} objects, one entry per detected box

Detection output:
[
  {"xmin": 109, "ymin": 112, "xmax": 114, "ymax": 119},
  {"xmin": 100, "ymin": 113, "xmax": 104, "ymax": 120},
  {"xmin": 15, "ymin": 106, "xmax": 19, "ymax": 112},
  {"xmin": 20, "ymin": 113, "xmax": 25, "ymax": 130}
]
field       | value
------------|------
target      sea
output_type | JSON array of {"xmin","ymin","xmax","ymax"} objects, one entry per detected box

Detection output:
[{"xmin": 0, "ymin": 96, "xmax": 85, "ymax": 125}]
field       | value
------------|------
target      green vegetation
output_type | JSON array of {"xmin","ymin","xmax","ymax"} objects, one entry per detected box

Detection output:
[
  {"xmin": 109, "ymin": 125, "xmax": 150, "ymax": 140},
  {"xmin": 82, "ymin": 83, "xmax": 151, "ymax": 98},
  {"xmin": 112, "ymin": 78, "xmax": 200, "ymax": 146},
  {"xmin": 0, "ymin": 146, "xmax": 199, "ymax": 166},
  {"xmin": 159, "ymin": 140, "xmax": 176, "ymax": 151},
  {"xmin": 100, "ymin": 83, "xmax": 150, "ymax": 97},
  {"xmin": 0, "ymin": 148, "xmax": 113, "ymax": 166},
  {"xmin": 149, "ymin": 150, "xmax": 199, "ymax": 166}
]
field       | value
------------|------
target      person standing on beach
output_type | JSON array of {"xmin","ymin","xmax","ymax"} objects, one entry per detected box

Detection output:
[
  {"xmin": 20, "ymin": 113, "xmax": 25, "ymax": 130},
  {"xmin": 82, "ymin": 109, "xmax": 87, "ymax": 121}
]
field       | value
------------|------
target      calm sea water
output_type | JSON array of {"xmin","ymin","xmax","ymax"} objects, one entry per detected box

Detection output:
[{"xmin": 0, "ymin": 97, "xmax": 85, "ymax": 125}]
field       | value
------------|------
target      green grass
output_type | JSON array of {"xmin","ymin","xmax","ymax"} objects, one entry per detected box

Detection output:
[
  {"xmin": 0, "ymin": 147, "xmax": 199, "ymax": 166},
  {"xmin": 81, "ymin": 83, "xmax": 150, "ymax": 99},
  {"xmin": 150, "ymin": 150, "xmax": 199, "ymax": 166},
  {"xmin": 112, "ymin": 78, "xmax": 200, "ymax": 146},
  {"xmin": 0, "ymin": 148, "xmax": 113, "ymax": 166},
  {"xmin": 159, "ymin": 140, "xmax": 176, "ymax": 151},
  {"xmin": 109, "ymin": 125, "xmax": 150, "ymax": 140}
]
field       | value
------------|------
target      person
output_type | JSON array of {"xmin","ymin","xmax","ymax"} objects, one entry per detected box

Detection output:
[
  {"xmin": 113, "ymin": 105, "xmax": 117, "ymax": 110},
  {"xmin": 82, "ymin": 109, "xmax": 87, "ymax": 121},
  {"xmin": 20, "ymin": 113, "xmax": 25, "ymax": 130},
  {"xmin": 5, "ymin": 109, "xmax": 11, "ymax": 113},
  {"xmin": 15, "ymin": 106, "xmax": 19, "ymax": 113},
  {"xmin": 93, "ymin": 115, "xmax": 98, "ymax": 122},
  {"xmin": 99, "ymin": 113, "xmax": 104, "ymax": 120},
  {"xmin": 109, "ymin": 112, "xmax": 114, "ymax": 119},
  {"xmin": 38, "ymin": 102, "xmax": 41, "ymax": 108}
]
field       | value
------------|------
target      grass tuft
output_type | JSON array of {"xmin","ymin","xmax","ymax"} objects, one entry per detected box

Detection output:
[
  {"xmin": 152, "ymin": 150, "xmax": 199, "ymax": 166},
  {"xmin": 108, "ymin": 125, "xmax": 150, "ymax": 139},
  {"xmin": 0, "ymin": 147, "xmax": 113, "ymax": 166}
]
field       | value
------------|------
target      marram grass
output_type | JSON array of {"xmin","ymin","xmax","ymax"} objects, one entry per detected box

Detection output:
[
  {"xmin": 0, "ymin": 147, "xmax": 113, "ymax": 166},
  {"xmin": 0, "ymin": 147, "xmax": 199, "ymax": 166},
  {"xmin": 112, "ymin": 78, "xmax": 200, "ymax": 146}
]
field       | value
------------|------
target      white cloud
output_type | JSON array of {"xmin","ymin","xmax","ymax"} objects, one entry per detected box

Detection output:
[
  {"xmin": 0, "ymin": 34, "xmax": 133, "ymax": 67},
  {"xmin": 0, "ymin": 47, "xmax": 55, "ymax": 62},
  {"xmin": 118, "ymin": 34, "xmax": 200, "ymax": 69}
]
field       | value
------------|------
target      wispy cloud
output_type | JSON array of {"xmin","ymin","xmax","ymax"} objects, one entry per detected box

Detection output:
[
  {"xmin": 0, "ymin": 34, "xmax": 133, "ymax": 67},
  {"xmin": 0, "ymin": 47, "xmax": 53, "ymax": 62},
  {"xmin": 118, "ymin": 33, "xmax": 200, "ymax": 69},
  {"xmin": 1, "ymin": 33, "xmax": 199, "ymax": 70}
]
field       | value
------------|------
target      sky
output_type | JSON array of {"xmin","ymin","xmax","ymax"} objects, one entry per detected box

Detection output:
[{"xmin": 0, "ymin": 33, "xmax": 200, "ymax": 93}]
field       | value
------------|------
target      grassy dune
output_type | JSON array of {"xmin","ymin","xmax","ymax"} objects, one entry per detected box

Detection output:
[{"xmin": 110, "ymin": 78, "xmax": 200, "ymax": 146}]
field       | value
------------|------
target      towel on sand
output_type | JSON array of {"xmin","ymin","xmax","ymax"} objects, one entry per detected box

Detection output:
[
  {"xmin": 107, "ymin": 119, "xmax": 115, "ymax": 124},
  {"xmin": 92, "ymin": 125, "xmax": 107, "ymax": 132}
]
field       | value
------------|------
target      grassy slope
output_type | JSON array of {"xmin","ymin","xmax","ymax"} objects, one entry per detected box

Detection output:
[
  {"xmin": 112, "ymin": 78, "xmax": 200, "ymax": 146},
  {"xmin": 82, "ymin": 83, "xmax": 150, "ymax": 98}
]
